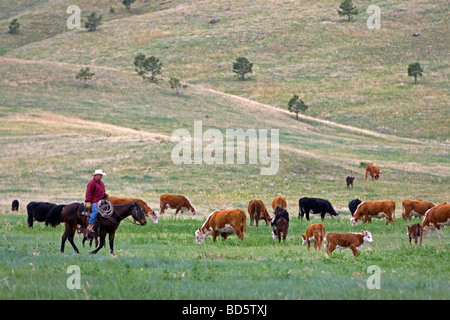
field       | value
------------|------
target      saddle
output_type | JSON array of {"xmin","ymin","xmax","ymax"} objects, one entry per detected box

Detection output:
[{"xmin": 78, "ymin": 203, "xmax": 90, "ymax": 216}]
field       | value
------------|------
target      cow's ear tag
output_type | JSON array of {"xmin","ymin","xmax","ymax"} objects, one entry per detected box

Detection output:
[{"xmin": 361, "ymin": 231, "xmax": 364, "ymax": 236}]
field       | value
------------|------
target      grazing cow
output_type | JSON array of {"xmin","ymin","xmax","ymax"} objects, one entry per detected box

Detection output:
[
  {"xmin": 271, "ymin": 196, "xmax": 287, "ymax": 210},
  {"xmin": 26, "ymin": 201, "xmax": 57, "ymax": 228},
  {"xmin": 301, "ymin": 223, "xmax": 326, "ymax": 251},
  {"xmin": 110, "ymin": 196, "xmax": 159, "ymax": 223},
  {"xmin": 346, "ymin": 176, "xmax": 355, "ymax": 188},
  {"xmin": 402, "ymin": 199, "xmax": 434, "ymax": 220},
  {"xmin": 421, "ymin": 203, "xmax": 450, "ymax": 239},
  {"xmin": 350, "ymin": 200, "xmax": 395, "ymax": 225},
  {"xmin": 160, "ymin": 193, "xmax": 195, "ymax": 215},
  {"xmin": 248, "ymin": 200, "xmax": 271, "ymax": 227},
  {"xmin": 271, "ymin": 206, "xmax": 289, "ymax": 242},
  {"xmin": 348, "ymin": 198, "xmax": 362, "ymax": 216},
  {"xmin": 11, "ymin": 199, "xmax": 19, "ymax": 211},
  {"xmin": 195, "ymin": 209, "xmax": 246, "ymax": 243},
  {"xmin": 365, "ymin": 164, "xmax": 382, "ymax": 181},
  {"xmin": 298, "ymin": 197, "xmax": 339, "ymax": 221},
  {"xmin": 45, "ymin": 204, "xmax": 65, "ymax": 227},
  {"xmin": 272, "ymin": 218, "xmax": 288, "ymax": 242},
  {"xmin": 407, "ymin": 223, "xmax": 423, "ymax": 245},
  {"xmin": 326, "ymin": 231, "xmax": 373, "ymax": 257}
]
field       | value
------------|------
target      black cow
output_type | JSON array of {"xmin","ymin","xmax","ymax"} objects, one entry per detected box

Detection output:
[
  {"xmin": 271, "ymin": 206, "xmax": 290, "ymax": 227},
  {"xmin": 346, "ymin": 176, "xmax": 355, "ymax": 188},
  {"xmin": 11, "ymin": 199, "xmax": 19, "ymax": 211},
  {"xmin": 26, "ymin": 201, "xmax": 57, "ymax": 227},
  {"xmin": 298, "ymin": 197, "xmax": 339, "ymax": 220},
  {"xmin": 348, "ymin": 198, "xmax": 362, "ymax": 216},
  {"xmin": 45, "ymin": 204, "xmax": 66, "ymax": 227}
]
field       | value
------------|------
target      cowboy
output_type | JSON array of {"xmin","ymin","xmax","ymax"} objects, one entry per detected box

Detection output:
[{"xmin": 85, "ymin": 169, "xmax": 107, "ymax": 232}]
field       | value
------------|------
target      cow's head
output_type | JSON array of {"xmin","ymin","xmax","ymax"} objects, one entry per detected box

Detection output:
[
  {"xmin": 148, "ymin": 210, "xmax": 159, "ymax": 224},
  {"xmin": 195, "ymin": 228, "xmax": 209, "ymax": 243},
  {"xmin": 272, "ymin": 229, "xmax": 278, "ymax": 240},
  {"xmin": 301, "ymin": 234, "xmax": 308, "ymax": 246},
  {"xmin": 190, "ymin": 207, "xmax": 196, "ymax": 216},
  {"xmin": 362, "ymin": 230, "xmax": 373, "ymax": 243},
  {"xmin": 350, "ymin": 216, "xmax": 359, "ymax": 226}
]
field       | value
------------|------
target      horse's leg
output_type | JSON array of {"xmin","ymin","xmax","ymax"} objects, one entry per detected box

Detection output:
[
  {"xmin": 67, "ymin": 226, "xmax": 80, "ymax": 254},
  {"xmin": 90, "ymin": 231, "xmax": 106, "ymax": 254},
  {"xmin": 109, "ymin": 231, "xmax": 116, "ymax": 255},
  {"xmin": 61, "ymin": 227, "xmax": 69, "ymax": 253}
]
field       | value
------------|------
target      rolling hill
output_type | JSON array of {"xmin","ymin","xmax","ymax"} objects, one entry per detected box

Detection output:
[{"xmin": 0, "ymin": 0, "xmax": 449, "ymax": 301}]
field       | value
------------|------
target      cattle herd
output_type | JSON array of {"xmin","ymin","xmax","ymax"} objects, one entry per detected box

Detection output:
[
  {"xmin": 19, "ymin": 191, "xmax": 449, "ymax": 257},
  {"xmin": 11, "ymin": 164, "xmax": 449, "ymax": 257}
]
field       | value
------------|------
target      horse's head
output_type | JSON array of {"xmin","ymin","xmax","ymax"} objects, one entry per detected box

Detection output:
[{"xmin": 132, "ymin": 202, "xmax": 147, "ymax": 226}]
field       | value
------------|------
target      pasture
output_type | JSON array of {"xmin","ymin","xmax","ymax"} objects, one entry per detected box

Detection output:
[
  {"xmin": 0, "ymin": 213, "xmax": 450, "ymax": 299},
  {"xmin": 0, "ymin": 0, "xmax": 449, "ymax": 301},
  {"xmin": 0, "ymin": 212, "xmax": 448, "ymax": 299}
]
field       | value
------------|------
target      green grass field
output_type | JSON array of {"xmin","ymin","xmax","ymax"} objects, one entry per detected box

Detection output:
[
  {"xmin": 1, "ymin": 213, "xmax": 448, "ymax": 300},
  {"xmin": 0, "ymin": 0, "xmax": 448, "ymax": 300}
]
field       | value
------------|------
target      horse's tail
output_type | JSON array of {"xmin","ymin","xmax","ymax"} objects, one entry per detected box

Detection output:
[{"xmin": 46, "ymin": 204, "xmax": 65, "ymax": 227}]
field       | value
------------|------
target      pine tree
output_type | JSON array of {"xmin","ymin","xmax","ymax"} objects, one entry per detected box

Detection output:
[
  {"xmin": 232, "ymin": 57, "xmax": 253, "ymax": 81},
  {"xmin": 76, "ymin": 67, "xmax": 95, "ymax": 88},
  {"xmin": 408, "ymin": 63, "xmax": 423, "ymax": 84},
  {"xmin": 338, "ymin": 0, "xmax": 359, "ymax": 22},
  {"xmin": 85, "ymin": 12, "xmax": 102, "ymax": 31},
  {"xmin": 8, "ymin": 19, "xmax": 20, "ymax": 34},
  {"xmin": 133, "ymin": 54, "xmax": 162, "ymax": 82},
  {"xmin": 122, "ymin": 0, "xmax": 136, "ymax": 10},
  {"xmin": 288, "ymin": 95, "xmax": 308, "ymax": 120}
]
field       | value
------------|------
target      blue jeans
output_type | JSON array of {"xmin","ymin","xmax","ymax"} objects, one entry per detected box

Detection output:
[{"xmin": 89, "ymin": 203, "xmax": 98, "ymax": 224}]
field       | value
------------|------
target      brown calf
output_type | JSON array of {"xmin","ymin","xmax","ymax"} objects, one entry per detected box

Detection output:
[
  {"xmin": 326, "ymin": 231, "xmax": 373, "ymax": 257},
  {"xmin": 248, "ymin": 200, "xmax": 271, "ymax": 227},
  {"xmin": 271, "ymin": 196, "xmax": 287, "ymax": 210},
  {"xmin": 160, "ymin": 193, "xmax": 195, "ymax": 215},
  {"xmin": 272, "ymin": 218, "xmax": 288, "ymax": 242},
  {"xmin": 365, "ymin": 164, "xmax": 382, "ymax": 181},
  {"xmin": 407, "ymin": 223, "xmax": 423, "ymax": 245},
  {"xmin": 301, "ymin": 223, "xmax": 326, "ymax": 251}
]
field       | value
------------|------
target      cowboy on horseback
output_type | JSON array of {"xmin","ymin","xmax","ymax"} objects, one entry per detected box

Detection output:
[{"xmin": 85, "ymin": 169, "xmax": 108, "ymax": 232}]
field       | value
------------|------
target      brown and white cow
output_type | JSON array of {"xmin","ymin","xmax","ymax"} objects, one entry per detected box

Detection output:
[
  {"xmin": 326, "ymin": 231, "xmax": 373, "ymax": 257},
  {"xmin": 248, "ymin": 200, "xmax": 271, "ymax": 227},
  {"xmin": 407, "ymin": 223, "xmax": 423, "ymax": 245},
  {"xmin": 195, "ymin": 209, "xmax": 246, "ymax": 243},
  {"xmin": 421, "ymin": 203, "xmax": 450, "ymax": 239},
  {"xmin": 160, "ymin": 193, "xmax": 195, "ymax": 215},
  {"xmin": 350, "ymin": 200, "xmax": 395, "ymax": 225},
  {"xmin": 110, "ymin": 196, "xmax": 159, "ymax": 223},
  {"xmin": 402, "ymin": 199, "xmax": 434, "ymax": 220},
  {"xmin": 272, "ymin": 218, "xmax": 288, "ymax": 242},
  {"xmin": 272, "ymin": 196, "xmax": 287, "ymax": 210},
  {"xmin": 365, "ymin": 164, "xmax": 382, "ymax": 181},
  {"xmin": 301, "ymin": 223, "xmax": 326, "ymax": 251}
]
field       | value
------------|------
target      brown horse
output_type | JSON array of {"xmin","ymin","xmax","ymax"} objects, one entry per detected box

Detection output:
[{"xmin": 46, "ymin": 201, "xmax": 146, "ymax": 254}]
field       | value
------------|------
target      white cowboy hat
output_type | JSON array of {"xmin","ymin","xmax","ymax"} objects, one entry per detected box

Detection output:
[{"xmin": 92, "ymin": 169, "xmax": 107, "ymax": 176}]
